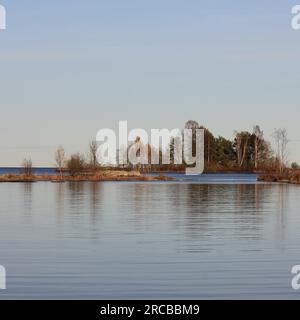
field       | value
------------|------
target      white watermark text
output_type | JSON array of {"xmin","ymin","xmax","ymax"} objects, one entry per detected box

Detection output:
[
  {"xmin": 0, "ymin": 4, "xmax": 6, "ymax": 30},
  {"xmin": 292, "ymin": 5, "xmax": 300, "ymax": 30},
  {"xmin": 0, "ymin": 265, "xmax": 6, "ymax": 290}
]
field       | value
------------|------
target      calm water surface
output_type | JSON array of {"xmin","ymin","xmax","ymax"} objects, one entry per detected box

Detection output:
[{"xmin": 0, "ymin": 174, "xmax": 300, "ymax": 299}]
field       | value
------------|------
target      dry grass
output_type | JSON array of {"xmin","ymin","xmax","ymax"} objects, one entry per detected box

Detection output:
[
  {"xmin": 0, "ymin": 171, "xmax": 172, "ymax": 183},
  {"xmin": 258, "ymin": 170, "xmax": 300, "ymax": 184}
]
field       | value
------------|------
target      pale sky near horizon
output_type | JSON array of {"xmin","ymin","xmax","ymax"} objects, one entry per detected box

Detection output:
[{"xmin": 0, "ymin": 0, "xmax": 300, "ymax": 166}]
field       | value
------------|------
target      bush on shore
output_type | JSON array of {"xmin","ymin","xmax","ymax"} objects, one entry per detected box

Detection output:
[
  {"xmin": 258, "ymin": 170, "xmax": 300, "ymax": 184},
  {"xmin": 66, "ymin": 154, "xmax": 86, "ymax": 176}
]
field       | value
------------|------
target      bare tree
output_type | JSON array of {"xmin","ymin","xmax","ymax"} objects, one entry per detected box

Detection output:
[
  {"xmin": 22, "ymin": 159, "xmax": 33, "ymax": 177},
  {"xmin": 273, "ymin": 128, "xmax": 289, "ymax": 174},
  {"xmin": 253, "ymin": 125, "xmax": 264, "ymax": 169},
  {"xmin": 55, "ymin": 146, "xmax": 65, "ymax": 178},
  {"xmin": 89, "ymin": 141, "xmax": 98, "ymax": 170},
  {"xmin": 235, "ymin": 131, "xmax": 250, "ymax": 167}
]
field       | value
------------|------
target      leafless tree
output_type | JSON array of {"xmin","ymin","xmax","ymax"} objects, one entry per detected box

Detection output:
[
  {"xmin": 253, "ymin": 125, "xmax": 264, "ymax": 169},
  {"xmin": 22, "ymin": 158, "xmax": 33, "ymax": 177},
  {"xmin": 89, "ymin": 141, "xmax": 98, "ymax": 170},
  {"xmin": 235, "ymin": 131, "xmax": 250, "ymax": 167},
  {"xmin": 273, "ymin": 128, "xmax": 289, "ymax": 174},
  {"xmin": 55, "ymin": 146, "xmax": 65, "ymax": 178}
]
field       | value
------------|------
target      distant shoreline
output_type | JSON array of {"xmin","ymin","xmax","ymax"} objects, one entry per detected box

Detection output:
[
  {"xmin": 0, "ymin": 167, "xmax": 260, "ymax": 183},
  {"xmin": 2, "ymin": 167, "xmax": 299, "ymax": 184},
  {"xmin": 258, "ymin": 172, "xmax": 300, "ymax": 185},
  {"xmin": 0, "ymin": 166, "xmax": 264, "ymax": 174},
  {"xmin": 0, "ymin": 170, "xmax": 173, "ymax": 183}
]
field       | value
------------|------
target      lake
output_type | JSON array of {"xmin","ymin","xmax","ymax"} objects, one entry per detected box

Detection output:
[
  {"xmin": 0, "ymin": 168, "xmax": 57, "ymax": 176},
  {"xmin": 0, "ymin": 173, "xmax": 299, "ymax": 299}
]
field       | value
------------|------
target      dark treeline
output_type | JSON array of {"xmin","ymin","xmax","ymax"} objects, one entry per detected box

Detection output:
[
  {"xmin": 182, "ymin": 121, "xmax": 274, "ymax": 172},
  {"xmin": 156, "ymin": 121, "xmax": 276, "ymax": 173},
  {"xmin": 116, "ymin": 120, "xmax": 291, "ymax": 173}
]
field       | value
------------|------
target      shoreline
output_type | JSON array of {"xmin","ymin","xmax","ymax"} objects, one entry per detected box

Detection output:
[
  {"xmin": 2, "ymin": 170, "xmax": 299, "ymax": 185},
  {"xmin": 0, "ymin": 171, "xmax": 173, "ymax": 183},
  {"xmin": 258, "ymin": 172, "xmax": 300, "ymax": 185}
]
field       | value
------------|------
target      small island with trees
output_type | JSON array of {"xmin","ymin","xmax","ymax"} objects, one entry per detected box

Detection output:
[{"xmin": 0, "ymin": 121, "xmax": 299, "ymax": 184}]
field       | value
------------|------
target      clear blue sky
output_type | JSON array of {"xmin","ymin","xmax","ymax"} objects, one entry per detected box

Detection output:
[{"xmin": 0, "ymin": 0, "xmax": 299, "ymax": 166}]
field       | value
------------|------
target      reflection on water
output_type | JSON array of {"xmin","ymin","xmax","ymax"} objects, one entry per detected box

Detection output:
[
  {"xmin": 0, "ymin": 175, "xmax": 300, "ymax": 299},
  {"xmin": 23, "ymin": 183, "xmax": 33, "ymax": 211}
]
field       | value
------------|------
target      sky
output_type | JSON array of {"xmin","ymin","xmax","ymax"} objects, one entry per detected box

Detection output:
[{"xmin": 0, "ymin": 0, "xmax": 299, "ymax": 166}]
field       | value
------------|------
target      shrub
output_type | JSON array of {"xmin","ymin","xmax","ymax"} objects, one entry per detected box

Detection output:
[
  {"xmin": 66, "ymin": 154, "xmax": 86, "ymax": 176},
  {"xmin": 291, "ymin": 162, "xmax": 300, "ymax": 170}
]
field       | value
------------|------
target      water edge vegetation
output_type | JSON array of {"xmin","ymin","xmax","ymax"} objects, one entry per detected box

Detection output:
[{"xmin": 0, "ymin": 121, "xmax": 299, "ymax": 183}]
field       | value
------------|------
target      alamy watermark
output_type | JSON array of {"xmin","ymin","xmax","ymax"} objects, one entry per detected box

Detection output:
[
  {"xmin": 0, "ymin": 265, "xmax": 6, "ymax": 290},
  {"xmin": 0, "ymin": 4, "xmax": 6, "ymax": 30},
  {"xmin": 292, "ymin": 5, "xmax": 300, "ymax": 30},
  {"xmin": 292, "ymin": 265, "xmax": 300, "ymax": 290},
  {"xmin": 96, "ymin": 121, "xmax": 204, "ymax": 175}
]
